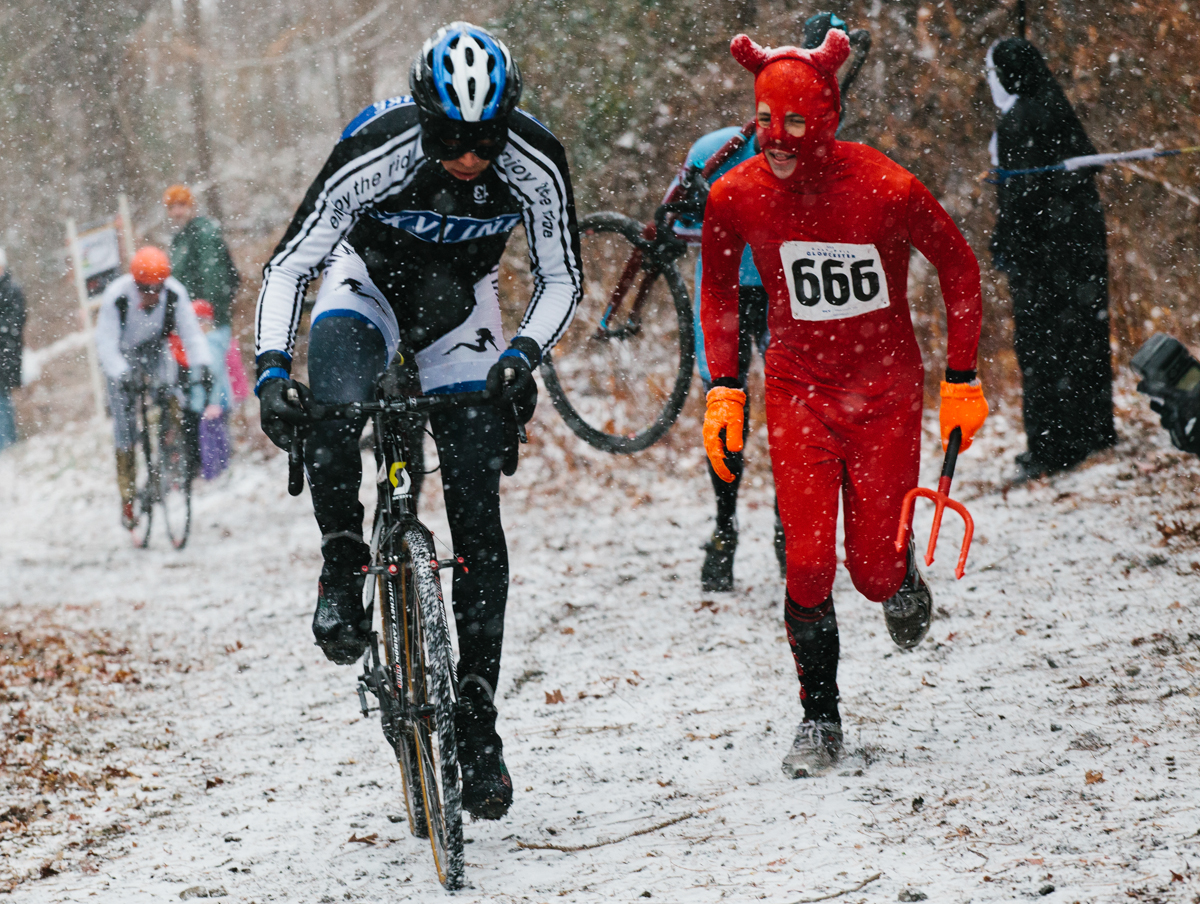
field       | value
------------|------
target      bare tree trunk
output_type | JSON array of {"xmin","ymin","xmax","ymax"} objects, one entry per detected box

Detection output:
[{"xmin": 184, "ymin": 0, "xmax": 222, "ymax": 221}]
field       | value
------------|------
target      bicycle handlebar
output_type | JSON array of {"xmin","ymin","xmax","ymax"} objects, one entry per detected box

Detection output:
[{"xmin": 286, "ymin": 386, "xmax": 525, "ymax": 497}]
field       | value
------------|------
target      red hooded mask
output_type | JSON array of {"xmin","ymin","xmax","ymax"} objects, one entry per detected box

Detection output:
[{"xmin": 730, "ymin": 29, "xmax": 850, "ymax": 184}]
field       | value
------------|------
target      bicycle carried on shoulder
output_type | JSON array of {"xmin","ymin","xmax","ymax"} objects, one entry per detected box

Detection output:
[
  {"xmin": 285, "ymin": 367, "xmax": 522, "ymax": 890},
  {"xmin": 127, "ymin": 375, "xmax": 194, "ymax": 549},
  {"xmin": 542, "ymin": 122, "xmax": 755, "ymax": 454}
]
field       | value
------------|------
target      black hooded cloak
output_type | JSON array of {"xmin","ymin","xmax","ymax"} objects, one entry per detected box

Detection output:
[{"xmin": 990, "ymin": 38, "xmax": 1116, "ymax": 475}]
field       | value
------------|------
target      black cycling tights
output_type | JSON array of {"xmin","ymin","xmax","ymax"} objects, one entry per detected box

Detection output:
[{"xmin": 307, "ymin": 315, "xmax": 509, "ymax": 691}]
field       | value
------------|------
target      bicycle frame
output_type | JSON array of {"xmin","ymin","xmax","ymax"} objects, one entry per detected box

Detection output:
[{"xmin": 594, "ymin": 120, "xmax": 756, "ymax": 341}]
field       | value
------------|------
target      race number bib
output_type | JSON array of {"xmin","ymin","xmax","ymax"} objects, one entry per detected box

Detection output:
[{"xmin": 779, "ymin": 241, "xmax": 890, "ymax": 321}]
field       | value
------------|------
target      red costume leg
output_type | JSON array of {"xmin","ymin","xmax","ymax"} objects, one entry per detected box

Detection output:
[
  {"xmin": 765, "ymin": 383, "xmax": 844, "ymax": 610},
  {"xmin": 842, "ymin": 400, "xmax": 922, "ymax": 602}
]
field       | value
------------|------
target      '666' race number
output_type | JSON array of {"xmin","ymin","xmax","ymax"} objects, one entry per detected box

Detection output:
[{"xmin": 779, "ymin": 241, "xmax": 890, "ymax": 321}]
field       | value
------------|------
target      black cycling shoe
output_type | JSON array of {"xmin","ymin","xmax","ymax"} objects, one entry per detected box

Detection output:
[
  {"xmin": 701, "ymin": 527, "xmax": 738, "ymax": 592},
  {"xmin": 456, "ymin": 674, "xmax": 513, "ymax": 820},
  {"xmin": 881, "ymin": 542, "xmax": 933, "ymax": 651},
  {"xmin": 312, "ymin": 535, "xmax": 371, "ymax": 665}
]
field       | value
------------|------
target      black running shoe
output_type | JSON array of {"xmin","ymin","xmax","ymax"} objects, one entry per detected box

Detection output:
[
  {"xmin": 882, "ymin": 543, "xmax": 932, "ymax": 651},
  {"xmin": 701, "ymin": 528, "xmax": 737, "ymax": 592},
  {"xmin": 456, "ymin": 675, "xmax": 513, "ymax": 820},
  {"xmin": 312, "ymin": 536, "xmax": 370, "ymax": 665}
]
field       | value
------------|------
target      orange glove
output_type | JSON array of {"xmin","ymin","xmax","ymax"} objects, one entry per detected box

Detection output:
[
  {"xmin": 939, "ymin": 380, "xmax": 989, "ymax": 451},
  {"xmin": 703, "ymin": 386, "xmax": 746, "ymax": 483}
]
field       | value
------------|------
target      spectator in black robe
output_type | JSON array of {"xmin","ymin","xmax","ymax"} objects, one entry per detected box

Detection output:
[{"xmin": 987, "ymin": 37, "xmax": 1116, "ymax": 480}]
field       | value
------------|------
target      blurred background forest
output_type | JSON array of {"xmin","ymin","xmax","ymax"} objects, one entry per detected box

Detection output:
[{"xmin": 1, "ymin": 0, "xmax": 1197, "ymax": 435}]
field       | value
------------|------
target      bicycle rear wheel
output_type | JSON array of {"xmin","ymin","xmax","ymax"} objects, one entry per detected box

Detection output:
[
  {"xmin": 158, "ymin": 399, "xmax": 193, "ymax": 549},
  {"xmin": 401, "ymin": 526, "xmax": 464, "ymax": 889},
  {"xmin": 542, "ymin": 211, "xmax": 694, "ymax": 454}
]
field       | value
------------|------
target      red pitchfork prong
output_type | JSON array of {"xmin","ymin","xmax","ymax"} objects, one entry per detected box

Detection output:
[{"xmin": 894, "ymin": 427, "xmax": 975, "ymax": 580}]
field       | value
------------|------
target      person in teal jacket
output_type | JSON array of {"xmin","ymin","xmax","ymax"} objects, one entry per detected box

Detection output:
[{"xmin": 675, "ymin": 12, "xmax": 869, "ymax": 592}]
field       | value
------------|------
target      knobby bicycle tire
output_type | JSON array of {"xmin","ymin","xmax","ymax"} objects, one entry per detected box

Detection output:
[
  {"xmin": 130, "ymin": 396, "xmax": 157, "ymax": 548},
  {"xmin": 377, "ymin": 563, "xmax": 429, "ymax": 840},
  {"xmin": 402, "ymin": 526, "xmax": 465, "ymax": 889},
  {"xmin": 158, "ymin": 400, "xmax": 193, "ymax": 549},
  {"xmin": 542, "ymin": 211, "xmax": 695, "ymax": 454}
]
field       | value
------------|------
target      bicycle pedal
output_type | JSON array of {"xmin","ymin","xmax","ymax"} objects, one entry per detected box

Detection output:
[{"xmin": 356, "ymin": 679, "xmax": 379, "ymax": 717}]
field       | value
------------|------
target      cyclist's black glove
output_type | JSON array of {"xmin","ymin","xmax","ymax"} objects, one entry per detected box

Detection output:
[
  {"xmin": 258, "ymin": 377, "xmax": 313, "ymax": 451},
  {"xmin": 487, "ymin": 337, "xmax": 539, "ymax": 425},
  {"xmin": 1140, "ymin": 379, "xmax": 1200, "ymax": 455}
]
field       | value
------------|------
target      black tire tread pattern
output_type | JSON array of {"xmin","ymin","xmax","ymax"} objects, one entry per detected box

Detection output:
[{"xmin": 403, "ymin": 527, "xmax": 465, "ymax": 890}]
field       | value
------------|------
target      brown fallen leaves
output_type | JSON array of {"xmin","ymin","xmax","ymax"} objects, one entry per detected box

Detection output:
[
  {"xmin": 1085, "ymin": 770, "xmax": 1105, "ymax": 785},
  {"xmin": 545, "ymin": 689, "xmax": 566, "ymax": 704},
  {"xmin": 348, "ymin": 833, "xmax": 378, "ymax": 845},
  {"xmin": 2, "ymin": 614, "xmax": 145, "ymax": 807}
]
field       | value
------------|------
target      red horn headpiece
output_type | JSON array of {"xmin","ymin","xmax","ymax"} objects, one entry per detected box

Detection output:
[{"xmin": 731, "ymin": 29, "xmax": 850, "ymax": 183}]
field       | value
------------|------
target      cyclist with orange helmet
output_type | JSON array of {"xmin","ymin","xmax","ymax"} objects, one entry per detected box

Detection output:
[{"xmin": 95, "ymin": 246, "xmax": 213, "ymax": 529}]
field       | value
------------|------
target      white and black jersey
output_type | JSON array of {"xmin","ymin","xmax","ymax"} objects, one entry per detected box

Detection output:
[{"xmin": 254, "ymin": 96, "xmax": 582, "ymax": 367}]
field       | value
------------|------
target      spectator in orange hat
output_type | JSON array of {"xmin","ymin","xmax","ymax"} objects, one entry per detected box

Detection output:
[{"xmin": 163, "ymin": 183, "xmax": 239, "ymax": 335}]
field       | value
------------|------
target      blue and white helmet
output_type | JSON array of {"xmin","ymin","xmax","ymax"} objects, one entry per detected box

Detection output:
[{"xmin": 410, "ymin": 22, "xmax": 522, "ymax": 124}]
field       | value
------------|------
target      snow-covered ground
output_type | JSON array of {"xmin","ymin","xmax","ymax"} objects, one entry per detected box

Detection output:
[{"xmin": 3, "ymin": 388, "xmax": 1199, "ymax": 903}]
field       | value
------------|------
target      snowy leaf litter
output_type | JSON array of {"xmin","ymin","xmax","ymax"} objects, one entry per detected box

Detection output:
[{"xmin": 2, "ymin": 380, "xmax": 1199, "ymax": 902}]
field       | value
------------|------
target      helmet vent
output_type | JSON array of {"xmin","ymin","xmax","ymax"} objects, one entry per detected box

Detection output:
[{"xmin": 412, "ymin": 21, "xmax": 522, "ymax": 124}]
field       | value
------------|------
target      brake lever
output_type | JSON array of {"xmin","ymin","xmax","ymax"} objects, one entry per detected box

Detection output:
[{"xmin": 502, "ymin": 366, "xmax": 529, "ymax": 443}]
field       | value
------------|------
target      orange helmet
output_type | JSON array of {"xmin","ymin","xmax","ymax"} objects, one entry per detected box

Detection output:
[
  {"xmin": 162, "ymin": 184, "xmax": 194, "ymax": 207},
  {"xmin": 130, "ymin": 247, "xmax": 171, "ymax": 287}
]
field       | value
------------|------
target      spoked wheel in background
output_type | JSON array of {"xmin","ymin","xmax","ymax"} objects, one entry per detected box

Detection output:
[
  {"xmin": 400, "ymin": 527, "xmax": 464, "ymax": 889},
  {"xmin": 541, "ymin": 211, "xmax": 694, "ymax": 454},
  {"xmin": 157, "ymin": 398, "xmax": 193, "ymax": 549}
]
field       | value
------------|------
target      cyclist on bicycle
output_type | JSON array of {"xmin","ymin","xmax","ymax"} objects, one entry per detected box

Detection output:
[
  {"xmin": 670, "ymin": 12, "xmax": 870, "ymax": 592},
  {"xmin": 253, "ymin": 22, "xmax": 582, "ymax": 820},
  {"xmin": 95, "ymin": 247, "xmax": 214, "ymax": 530},
  {"xmin": 702, "ymin": 29, "xmax": 988, "ymax": 777}
]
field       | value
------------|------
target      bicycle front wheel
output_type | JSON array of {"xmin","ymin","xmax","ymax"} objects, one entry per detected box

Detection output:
[
  {"xmin": 542, "ymin": 211, "xmax": 694, "ymax": 454},
  {"xmin": 158, "ymin": 401, "xmax": 193, "ymax": 549},
  {"xmin": 130, "ymin": 430, "xmax": 154, "ymax": 549},
  {"xmin": 377, "ymin": 565, "xmax": 429, "ymax": 841},
  {"xmin": 401, "ymin": 527, "xmax": 464, "ymax": 890}
]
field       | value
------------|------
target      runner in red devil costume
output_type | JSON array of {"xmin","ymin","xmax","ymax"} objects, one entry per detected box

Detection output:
[{"xmin": 700, "ymin": 29, "xmax": 989, "ymax": 777}]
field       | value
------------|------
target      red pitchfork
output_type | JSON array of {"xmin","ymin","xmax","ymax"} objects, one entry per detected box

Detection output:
[{"xmin": 894, "ymin": 426, "xmax": 974, "ymax": 580}]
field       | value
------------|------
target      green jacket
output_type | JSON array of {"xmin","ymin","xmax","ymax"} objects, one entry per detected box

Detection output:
[{"xmin": 169, "ymin": 216, "xmax": 239, "ymax": 327}]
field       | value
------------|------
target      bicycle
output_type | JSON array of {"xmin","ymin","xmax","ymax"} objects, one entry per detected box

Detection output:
[
  {"xmin": 541, "ymin": 122, "xmax": 755, "ymax": 454},
  {"xmin": 127, "ymin": 375, "xmax": 194, "ymax": 549},
  {"xmin": 285, "ymin": 366, "xmax": 523, "ymax": 890}
]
